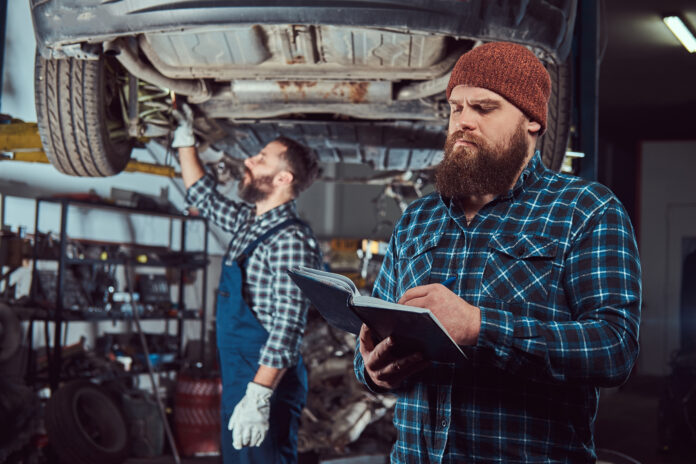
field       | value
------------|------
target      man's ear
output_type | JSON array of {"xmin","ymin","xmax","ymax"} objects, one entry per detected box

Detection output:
[
  {"xmin": 527, "ymin": 120, "xmax": 542, "ymax": 135},
  {"xmin": 274, "ymin": 170, "xmax": 294, "ymax": 186}
]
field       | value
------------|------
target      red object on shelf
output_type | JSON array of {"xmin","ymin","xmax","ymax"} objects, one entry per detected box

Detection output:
[{"xmin": 173, "ymin": 373, "xmax": 222, "ymax": 456}]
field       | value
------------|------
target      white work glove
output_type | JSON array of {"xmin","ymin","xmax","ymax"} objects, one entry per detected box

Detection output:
[
  {"xmin": 171, "ymin": 103, "xmax": 196, "ymax": 148},
  {"xmin": 227, "ymin": 382, "xmax": 273, "ymax": 449}
]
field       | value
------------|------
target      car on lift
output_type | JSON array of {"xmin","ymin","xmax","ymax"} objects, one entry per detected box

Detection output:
[{"xmin": 30, "ymin": 0, "xmax": 576, "ymax": 180}]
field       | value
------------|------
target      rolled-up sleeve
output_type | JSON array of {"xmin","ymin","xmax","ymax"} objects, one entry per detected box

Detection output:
[{"xmin": 259, "ymin": 229, "xmax": 322, "ymax": 368}]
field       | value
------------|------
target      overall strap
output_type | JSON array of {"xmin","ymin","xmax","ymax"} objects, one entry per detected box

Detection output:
[{"xmin": 234, "ymin": 218, "xmax": 307, "ymax": 266}]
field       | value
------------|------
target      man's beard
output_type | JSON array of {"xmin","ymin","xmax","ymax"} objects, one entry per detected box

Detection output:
[
  {"xmin": 238, "ymin": 169, "xmax": 274, "ymax": 203},
  {"xmin": 435, "ymin": 121, "xmax": 530, "ymax": 198}
]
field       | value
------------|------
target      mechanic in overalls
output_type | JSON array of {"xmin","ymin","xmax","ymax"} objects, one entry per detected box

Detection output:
[{"xmin": 173, "ymin": 104, "xmax": 323, "ymax": 463}]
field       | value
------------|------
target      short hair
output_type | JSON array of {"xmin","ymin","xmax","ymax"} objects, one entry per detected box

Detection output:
[{"xmin": 274, "ymin": 136, "xmax": 321, "ymax": 196}]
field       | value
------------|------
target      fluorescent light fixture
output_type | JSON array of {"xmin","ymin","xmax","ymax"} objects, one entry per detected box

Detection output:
[{"xmin": 663, "ymin": 15, "xmax": 696, "ymax": 53}]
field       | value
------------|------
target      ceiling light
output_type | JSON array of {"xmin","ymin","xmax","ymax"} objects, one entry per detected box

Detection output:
[{"xmin": 663, "ymin": 15, "xmax": 696, "ymax": 53}]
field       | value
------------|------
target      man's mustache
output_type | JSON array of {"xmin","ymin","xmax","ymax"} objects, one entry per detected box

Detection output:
[{"xmin": 449, "ymin": 130, "xmax": 480, "ymax": 147}]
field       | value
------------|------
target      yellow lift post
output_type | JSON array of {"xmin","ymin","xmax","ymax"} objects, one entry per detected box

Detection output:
[{"xmin": 0, "ymin": 118, "xmax": 178, "ymax": 178}]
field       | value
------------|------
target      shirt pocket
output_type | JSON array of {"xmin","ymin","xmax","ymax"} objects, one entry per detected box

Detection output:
[
  {"xmin": 396, "ymin": 234, "xmax": 440, "ymax": 296},
  {"xmin": 482, "ymin": 234, "xmax": 557, "ymax": 304}
]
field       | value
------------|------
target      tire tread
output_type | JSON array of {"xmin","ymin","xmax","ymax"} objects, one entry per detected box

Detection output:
[
  {"xmin": 540, "ymin": 59, "xmax": 572, "ymax": 172},
  {"xmin": 34, "ymin": 54, "xmax": 132, "ymax": 177}
]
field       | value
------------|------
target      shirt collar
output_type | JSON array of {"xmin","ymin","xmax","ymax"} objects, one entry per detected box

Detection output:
[
  {"xmin": 498, "ymin": 150, "xmax": 545, "ymax": 201},
  {"xmin": 253, "ymin": 200, "xmax": 298, "ymax": 227}
]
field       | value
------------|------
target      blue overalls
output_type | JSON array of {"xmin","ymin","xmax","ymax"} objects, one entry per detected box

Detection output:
[{"xmin": 216, "ymin": 219, "xmax": 308, "ymax": 464}]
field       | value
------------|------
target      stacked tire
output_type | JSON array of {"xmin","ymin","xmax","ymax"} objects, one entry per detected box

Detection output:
[{"xmin": 45, "ymin": 380, "xmax": 129, "ymax": 464}]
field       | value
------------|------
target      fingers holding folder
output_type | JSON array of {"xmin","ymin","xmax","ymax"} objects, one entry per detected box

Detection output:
[
  {"xmin": 399, "ymin": 282, "xmax": 481, "ymax": 346},
  {"xmin": 359, "ymin": 324, "xmax": 430, "ymax": 390}
]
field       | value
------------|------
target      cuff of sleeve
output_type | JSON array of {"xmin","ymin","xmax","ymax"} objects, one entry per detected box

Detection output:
[
  {"xmin": 185, "ymin": 173, "xmax": 216, "ymax": 205},
  {"xmin": 354, "ymin": 349, "xmax": 368, "ymax": 384},
  {"xmin": 362, "ymin": 368, "xmax": 392, "ymax": 394},
  {"xmin": 477, "ymin": 305, "xmax": 515, "ymax": 366},
  {"xmin": 259, "ymin": 346, "xmax": 298, "ymax": 370},
  {"xmin": 353, "ymin": 344, "xmax": 392, "ymax": 394}
]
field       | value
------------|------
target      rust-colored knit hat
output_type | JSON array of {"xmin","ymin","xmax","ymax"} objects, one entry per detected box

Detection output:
[{"xmin": 446, "ymin": 42, "xmax": 551, "ymax": 134}]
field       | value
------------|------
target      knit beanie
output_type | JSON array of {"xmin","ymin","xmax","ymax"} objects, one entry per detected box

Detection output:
[{"xmin": 446, "ymin": 42, "xmax": 551, "ymax": 134}]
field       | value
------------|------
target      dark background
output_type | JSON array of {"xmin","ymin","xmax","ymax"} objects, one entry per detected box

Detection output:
[{"xmin": 597, "ymin": 0, "xmax": 696, "ymax": 229}]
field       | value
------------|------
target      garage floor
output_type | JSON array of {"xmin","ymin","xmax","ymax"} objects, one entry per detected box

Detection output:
[
  {"xmin": 122, "ymin": 374, "xmax": 695, "ymax": 464},
  {"xmin": 595, "ymin": 374, "xmax": 694, "ymax": 464}
]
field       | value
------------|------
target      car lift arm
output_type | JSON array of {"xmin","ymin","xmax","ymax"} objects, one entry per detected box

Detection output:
[{"xmin": 0, "ymin": 118, "xmax": 178, "ymax": 178}]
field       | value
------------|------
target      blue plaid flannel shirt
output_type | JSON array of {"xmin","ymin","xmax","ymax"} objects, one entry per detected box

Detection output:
[
  {"xmin": 187, "ymin": 174, "xmax": 322, "ymax": 369},
  {"xmin": 354, "ymin": 152, "xmax": 641, "ymax": 463}
]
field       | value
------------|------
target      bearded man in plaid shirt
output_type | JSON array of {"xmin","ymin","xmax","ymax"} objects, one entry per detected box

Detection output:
[
  {"xmin": 354, "ymin": 42, "xmax": 641, "ymax": 463},
  {"xmin": 172, "ymin": 106, "xmax": 322, "ymax": 464}
]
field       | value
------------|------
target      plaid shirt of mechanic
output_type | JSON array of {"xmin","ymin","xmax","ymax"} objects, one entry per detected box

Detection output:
[{"xmin": 354, "ymin": 42, "xmax": 641, "ymax": 463}]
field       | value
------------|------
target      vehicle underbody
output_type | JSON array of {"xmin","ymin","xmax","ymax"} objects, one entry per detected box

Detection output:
[{"xmin": 32, "ymin": 0, "xmax": 576, "ymax": 177}]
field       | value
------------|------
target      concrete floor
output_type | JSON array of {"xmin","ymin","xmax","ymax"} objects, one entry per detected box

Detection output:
[
  {"xmin": 125, "ymin": 458, "xmax": 218, "ymax": 464},
  {"xmin": 122, "ymin": 453, "xmax": 378, "ymax": 464},
  {"xmin": 123, "ymin": 375, "xmax": 695, "ymax": 464},
  {"xmin": 595, "ymin": 375, "xmax": 695, "ymax": 464}
]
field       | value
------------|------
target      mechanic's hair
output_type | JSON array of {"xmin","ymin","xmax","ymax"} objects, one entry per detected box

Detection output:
[{"xmin": 274, "ymin": 136, "xmax": 321, "ymax": 196}]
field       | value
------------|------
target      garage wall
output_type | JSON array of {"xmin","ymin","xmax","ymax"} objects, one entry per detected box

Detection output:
[
  {"xmin": 300, "ymin": 163, "xmax": 406, "ymax": 241},
  {"xmin": 1, "ymin": 0, "xmax": 35, "ymax": 122},
  {"xmin": 639, "ymin": 140, "xmax": 696, "ymax": 376}
]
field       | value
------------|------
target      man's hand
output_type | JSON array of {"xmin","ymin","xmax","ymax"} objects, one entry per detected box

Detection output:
[
  {"xmin": 227, "ymin": 382, "xmax": 273, "ymax": 449},
  {"xmin": 171, "ymin": 102, "xmax": 195, "ymax": 148},
  {"xmin": 172, "ymin": 102, "xmax": 205, "ymax": 188},
  {"xmin": 399, "ymin": 283, "xmax": 481, "ymax": 345},
  {"xmin": 359, "ymin": 324, "xmax": 430, "ymax": 390}
]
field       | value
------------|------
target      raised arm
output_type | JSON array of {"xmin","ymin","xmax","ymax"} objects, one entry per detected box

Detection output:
[
  {"xmin": 172, "ymin": 104, "xmax": 249, "ymax": 233},
  {"xmin": 179, "ymin": 146, "xmax": 205, "ymax": 189},
  {"xmin": 185, "ymin": 174, "xmax": 249, "ymax": 234}
]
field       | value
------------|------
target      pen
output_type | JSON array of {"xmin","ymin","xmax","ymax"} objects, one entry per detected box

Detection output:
[{"xmin": 442, "ymin": 276, "xmax": 457, "ymax": 288}]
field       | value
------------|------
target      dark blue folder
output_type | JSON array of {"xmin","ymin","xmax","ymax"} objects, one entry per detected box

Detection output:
[{"xmin": 288, "ymin": 266, "xmax": 467, "ymax": 363}]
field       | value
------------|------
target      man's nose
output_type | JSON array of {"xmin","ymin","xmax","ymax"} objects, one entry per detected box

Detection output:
[{"xmin": 451, "ymin": 109, "xmax": 477, "ymax": 132}]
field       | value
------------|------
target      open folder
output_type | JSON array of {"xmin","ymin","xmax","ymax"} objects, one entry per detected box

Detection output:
[{"xmin": 287, "ymin": 266, "xmax": 467, "ymax": 363}]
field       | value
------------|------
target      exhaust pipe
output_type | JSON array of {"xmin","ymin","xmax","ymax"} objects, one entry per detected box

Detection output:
[{"xmin": 104, "ymin": 38, "xmax": 211, "ymax": 103}]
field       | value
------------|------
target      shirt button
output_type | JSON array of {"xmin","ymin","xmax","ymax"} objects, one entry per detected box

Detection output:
[{"xmin": 441, "ymin": 419, "xmax": 448, "ymax": 427}]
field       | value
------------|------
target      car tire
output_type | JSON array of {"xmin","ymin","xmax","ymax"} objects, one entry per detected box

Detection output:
[
  {"xmin": 539, "ymin": 58, "xmax": 572, "ymax": 172},
  {"xmin": 35, "ymin": 53, "xmax": 134, "ymax": 176},
  {"xmin": 45, "ymin": 380, "xmax": 130, "ymax": 464}
]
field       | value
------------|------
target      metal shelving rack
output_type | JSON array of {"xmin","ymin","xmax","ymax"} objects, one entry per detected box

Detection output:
[{"xmin": 28, "ymin": 197, "xmax": 209, "ymax": 391}]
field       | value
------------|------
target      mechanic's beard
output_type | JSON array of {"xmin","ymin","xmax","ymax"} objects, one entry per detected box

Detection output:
[
  {"xmin": 238, "ymin": 170, "xmax": 274, "ymax": 204},
  {"xmin": 435, "ymin": 122, "xmax": 529, "ymax": 198}
]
